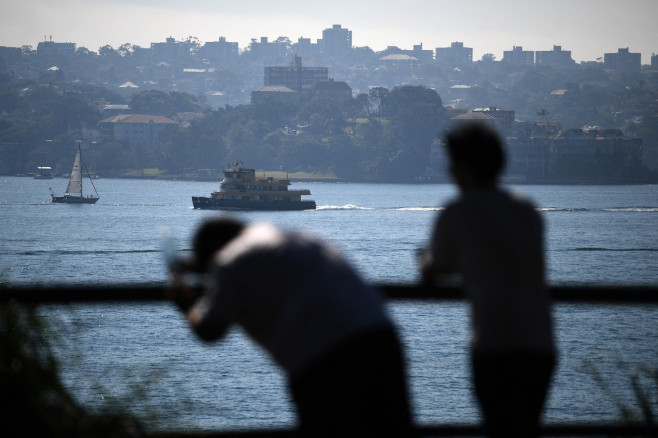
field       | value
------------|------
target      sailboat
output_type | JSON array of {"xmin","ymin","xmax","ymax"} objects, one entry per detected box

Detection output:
[{"xmin": 51, "ymin": 145, "xmax": 99, "ymax": 204}]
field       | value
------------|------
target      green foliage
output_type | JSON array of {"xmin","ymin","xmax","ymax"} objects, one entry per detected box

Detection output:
[
  {"xmin": 378, "ymin": 85, "xmax": 449, "ymax": 178},
  {"xmin": 129, "ymin": 90, "xmax": 199, "ymax": 117},
  {"xmin": 581, "ymin": 357, "xmax": 657, "ymax": 424},
  {"xmin": 368, "ymin": 86, "xmax": 389, "ymax": 121},
  {"xmin": 0, "ymin": 302, "xmax": 142, "ymax": 436},
  {"xmin": 91, "ymin": 139, "xmax": 135, "ymax": 172},
  {"xmin": 2, "ymin": 49, "xmax": 655, "ymax": 181}
]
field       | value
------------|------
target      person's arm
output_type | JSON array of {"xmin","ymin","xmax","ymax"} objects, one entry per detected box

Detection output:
[
  {"xmin": 186, "ymin": 302, "xmax": 231, "ymax": 342},
  {"xmin": 421, "ymin": 211, "xmax": 458, "ymax": 284},
  {"xmin": 170, "ymin": 278, "xmax": 199, "ymax": 313},
  {"xmin": 421, "ymin": 257, "xmax": 456, "ymax": 284},
  {"xmin": 169, "ymin": 271, "xmax": 230, "ymax": 342}
]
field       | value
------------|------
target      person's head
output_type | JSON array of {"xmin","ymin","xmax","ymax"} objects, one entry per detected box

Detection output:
[
  {"xmin": 444, "ymin": 122, "xmax": 506, "ymax": 190},
  {"xmin": 179, "ymin": 217, "xmax": 246, "ymax": 273}
]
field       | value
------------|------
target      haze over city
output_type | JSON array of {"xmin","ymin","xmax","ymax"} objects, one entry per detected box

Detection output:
[{"xmin": 2, "ymin": 0, "xmax": 657, "ymax": 63}]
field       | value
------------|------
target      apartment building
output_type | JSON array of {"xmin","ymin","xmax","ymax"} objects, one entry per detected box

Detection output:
[
  {"xmin": 264, "ymin": 56, "xmax": 328, "ymax": 91},
  {"xmin": 435, "ymin": 42, "xmax": 473, "ymax": 67},
  {"xmin": 198, "ymin": 37, "xmax": 239, "ymax": 63},
  {"xmin": 37, "ymin": 39, "xmax": 76, "ymax": 56},
  {"xmin": 99, "ymin": 114, "xmax": 178, "ymax": 149},
  {"xmin": 535, "ymin": 46, "xmax": 575, "ymax": 67},
  {"xmin": 321, "ymin": 24, "xmax": 352, "ymax": 60},
  {"xmin": 604, "ymin": 48, "xmax": 641, "ymax": 72},
  {"xmin": 502, "ymin": 46, "xmax": 534, "ymax": 65}
]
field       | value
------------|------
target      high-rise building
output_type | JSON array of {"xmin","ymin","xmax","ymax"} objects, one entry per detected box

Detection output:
[
  {"xmin": 150, "ymin": 37, "xmax": 195, "ymax": 63},
  {"xmin": 535, "ymin": 46, "xmax": 575, "ymax": 67},
  {"xmin": 198, "ymin": 37, "xmax": 239, "ymax": 62},
  {"xmin": 264, "ymin": 56, "xmax": 328, "ymax": 91},
  {"xmin": 435, "ymin": 42, "xmax": 473, "ymax": 67},
  {"xmin": 604, "ymin": 48, "xmax": 641, "ymax": 72},
  {"xmin": 502, "ymin": 46, "xmax": 534, "ymax": 65},
  {"xmin": 292, "ymin": 37, "xmax": 322, "ymax": 60},
  {"xmin": 321, "ymin": 24, "xmax": 352, "ymax": 60},
  {"xmin": 37, "ymin": 39, "xmax": 76, "ymax": 56}
]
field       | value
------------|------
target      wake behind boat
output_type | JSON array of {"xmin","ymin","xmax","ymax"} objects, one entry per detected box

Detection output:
[
  {"xmin": 192, "ymin": 161, "xmax": 316, "ymax": 211},
  {"xmin": 51, "ymin": 145, "xmax": 99, "ymax": 204}
]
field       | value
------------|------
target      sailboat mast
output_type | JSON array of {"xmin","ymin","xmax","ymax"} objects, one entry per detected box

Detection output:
[
  {"xmin": 79, "ymin": 143, "xmax": 99, "ymax": 198},
  {"xmin": 79, "ymin": 144, "xmax": 83, "ymax": 197}
]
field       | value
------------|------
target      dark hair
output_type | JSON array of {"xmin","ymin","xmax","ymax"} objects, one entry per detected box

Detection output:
[
  {"xmin": 444, "ymin": 122, "xmax": 506, "ymax": 184},
  {"xmin": 187, "ymin": 217, "xmax": 245, "ymax": 272}
]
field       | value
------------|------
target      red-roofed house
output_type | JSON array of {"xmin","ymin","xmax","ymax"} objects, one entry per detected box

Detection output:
[{"xmin": 99, "ymin": 114, "xmax": 178, "ymax": 149}]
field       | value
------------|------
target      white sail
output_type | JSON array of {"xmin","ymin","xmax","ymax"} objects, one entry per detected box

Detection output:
[{"xmin": 65, "ymin": 149, "xmax": 83, "ymax": 195}]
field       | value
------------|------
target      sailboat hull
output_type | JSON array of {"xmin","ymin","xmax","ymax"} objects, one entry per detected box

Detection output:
[{"xmin": 52, "ymin": 195, "xmax": 99, "ymax": 204}]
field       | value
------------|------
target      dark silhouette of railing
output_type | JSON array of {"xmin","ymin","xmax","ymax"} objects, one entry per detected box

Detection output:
[{"xmin": 2, "ymin": 283, "xmax": 657, "ymax": 437}]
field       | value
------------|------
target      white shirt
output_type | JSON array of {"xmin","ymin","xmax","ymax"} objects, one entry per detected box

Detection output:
[{"xmin": 194, "ymin": 223, "xmax": 391, "ymax": 377}]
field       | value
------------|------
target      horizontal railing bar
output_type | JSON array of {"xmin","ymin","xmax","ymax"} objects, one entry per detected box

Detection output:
[
  {"xmin": 1, "ymin": 284, "xmax": 657, "ymax": 304},
  {"xmin": 2, "ymin": 284, "xmax": 657, "ymax": 436},
  {"xmin": 385, "ymin": 284, "xmax": 658, "ymax": 303},
  {"xmin": 146, "ymin": 422, "xmax": 658, "ymax": 437}
]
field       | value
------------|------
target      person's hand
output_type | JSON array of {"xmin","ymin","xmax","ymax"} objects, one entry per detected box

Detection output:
[
  {"xmin": 417, "ymin": 249, "xmax": 436, "ymax": 285},
  {"xmin": 168, "ymin": 270, "xmax": 198, "ymax": 313}
]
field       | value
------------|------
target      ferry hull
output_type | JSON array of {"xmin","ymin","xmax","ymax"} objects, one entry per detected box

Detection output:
[{"xmin": 192, "ymin": 196, "xmax": 315, "ymax": 211}]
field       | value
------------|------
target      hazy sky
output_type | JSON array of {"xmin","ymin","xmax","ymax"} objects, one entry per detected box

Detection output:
[{"xmin": 2, "ymin": 0, "xmax": 656, "ymax": 63}]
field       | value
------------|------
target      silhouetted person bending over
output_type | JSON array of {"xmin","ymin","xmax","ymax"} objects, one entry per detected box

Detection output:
[
  {"xmin": 170, "ymin": 217, "xmax": 412, "ymax": 437},
  {"xmin": 421, "ymin": 123, "xmax": 556, "ymax": 438}
]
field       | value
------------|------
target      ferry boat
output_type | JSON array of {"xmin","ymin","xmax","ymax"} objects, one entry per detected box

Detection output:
[
  {"xmin": 192, "ymin": 161, "xmax": 316, "ymax": 211},
  {"xmin": 34, "ymin": 166, "xmax": 54, "ymax": 179}
]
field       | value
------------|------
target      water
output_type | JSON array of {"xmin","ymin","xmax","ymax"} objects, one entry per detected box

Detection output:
[{"xmin": 1, "ymin": 176, "xmax": 657, "ymax": 430}]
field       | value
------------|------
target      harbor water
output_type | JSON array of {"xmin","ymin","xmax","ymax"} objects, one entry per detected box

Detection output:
[{"xmin": 1, "ymin": 176, "xmax": 657, "ymax": 430}]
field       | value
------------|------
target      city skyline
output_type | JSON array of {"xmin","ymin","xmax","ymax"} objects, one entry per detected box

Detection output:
[{"xmin": 1, "ymin": 0, "xmax": 657, "ymax": 63}]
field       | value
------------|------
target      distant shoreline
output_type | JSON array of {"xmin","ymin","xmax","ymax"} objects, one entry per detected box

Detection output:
[{"xmin": 8, "ymin": 172, "xmax": 658, "ymax": 185}]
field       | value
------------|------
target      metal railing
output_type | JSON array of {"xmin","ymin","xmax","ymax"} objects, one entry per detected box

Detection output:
[{"xmin": 2, "ymin": 283, "xmax": 657, "ymax": 437}]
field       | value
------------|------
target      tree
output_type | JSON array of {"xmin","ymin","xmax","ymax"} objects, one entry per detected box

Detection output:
[
  {"xmin": 326, "ymin": 133, "xmax": 361, "ymax": 179},
  {"xmin": 380, "ymin": 85, "xmax": 449, "ymax": 179},
  {"xmin": 169, "ymin": 91, "xmax": 202, "ymax": 113},
  {"xmin": 368, "ymin": 87, "xmax": 389, "ymax": 122},
  {"xmin": 128, "ymin": 90, "xmax": 196, "ymax": 116},
  {"xmin": 354, "ymin": 93, "xmax": 371, "ymax": 118},
  {"xmin": 75, "ymin": 47, "xmax": 95, "ymax": 57},
  {"xmin": 298, "ymin": 99, "xmax": 346, "ymax": 137},
  {"xmin": 42, "ymin": 95, "xmax": 101, "ymax": 134},
  {"xmin": 273, "ymin": 36, "xmax": 293, "ymax": 57},
  {"xmin": 183, "ymin": 36, "xmax": 201, "ymax": 56},
  {"xmin": 537, "ymin": 108, "xmax": 550, "ymax": 123},
  {"xmin": 93, "ymin": 139, "xmax": 133, "ymax": 171},
  {"xmin": 213, "ymin": 70, "xmax": 243, "ymax": 94},
  {"xmin": 117, "ymin": 43, "xmax": 134, "ymax": 58},
  {"xmin": 98, "ymin": 45, "xmax": 116, "ymax": 57}
]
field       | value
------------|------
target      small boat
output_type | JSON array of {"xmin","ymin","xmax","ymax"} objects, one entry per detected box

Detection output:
[
  {"xmin": 192, "ymin": 161, "xmax": 316, "ymax": 211},
  {"xmin": 34, "ymin": 166, "xmax": 54, "ymax": 179},
  {"xmin": 51, "ymin": 145, "xmax": 99, "ymax": 204}
]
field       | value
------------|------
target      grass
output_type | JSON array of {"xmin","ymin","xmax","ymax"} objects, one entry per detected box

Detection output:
[
  {"xmin": 581, "ymin": 357, "xmax": 657, "ymax": 424},
  {"xmin": 122, "ymin": 168, "xmax": 166, "ymax": 177},
  {"xmin": 255, "ymin": 169, "xmax": 338, "ymax": 180},
  {"xmin": 0, "ymin": 301, "xmax": 143, "ymax": 436}
]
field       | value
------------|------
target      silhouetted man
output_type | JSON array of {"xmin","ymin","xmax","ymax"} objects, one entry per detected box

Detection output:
[
  {"xmin": 171, "ymin": 217, "xmax": 412, "ymax": 437},
  {"xmin": 422, "ymin": 122, "xmax": 556, "ymax": 438}
]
